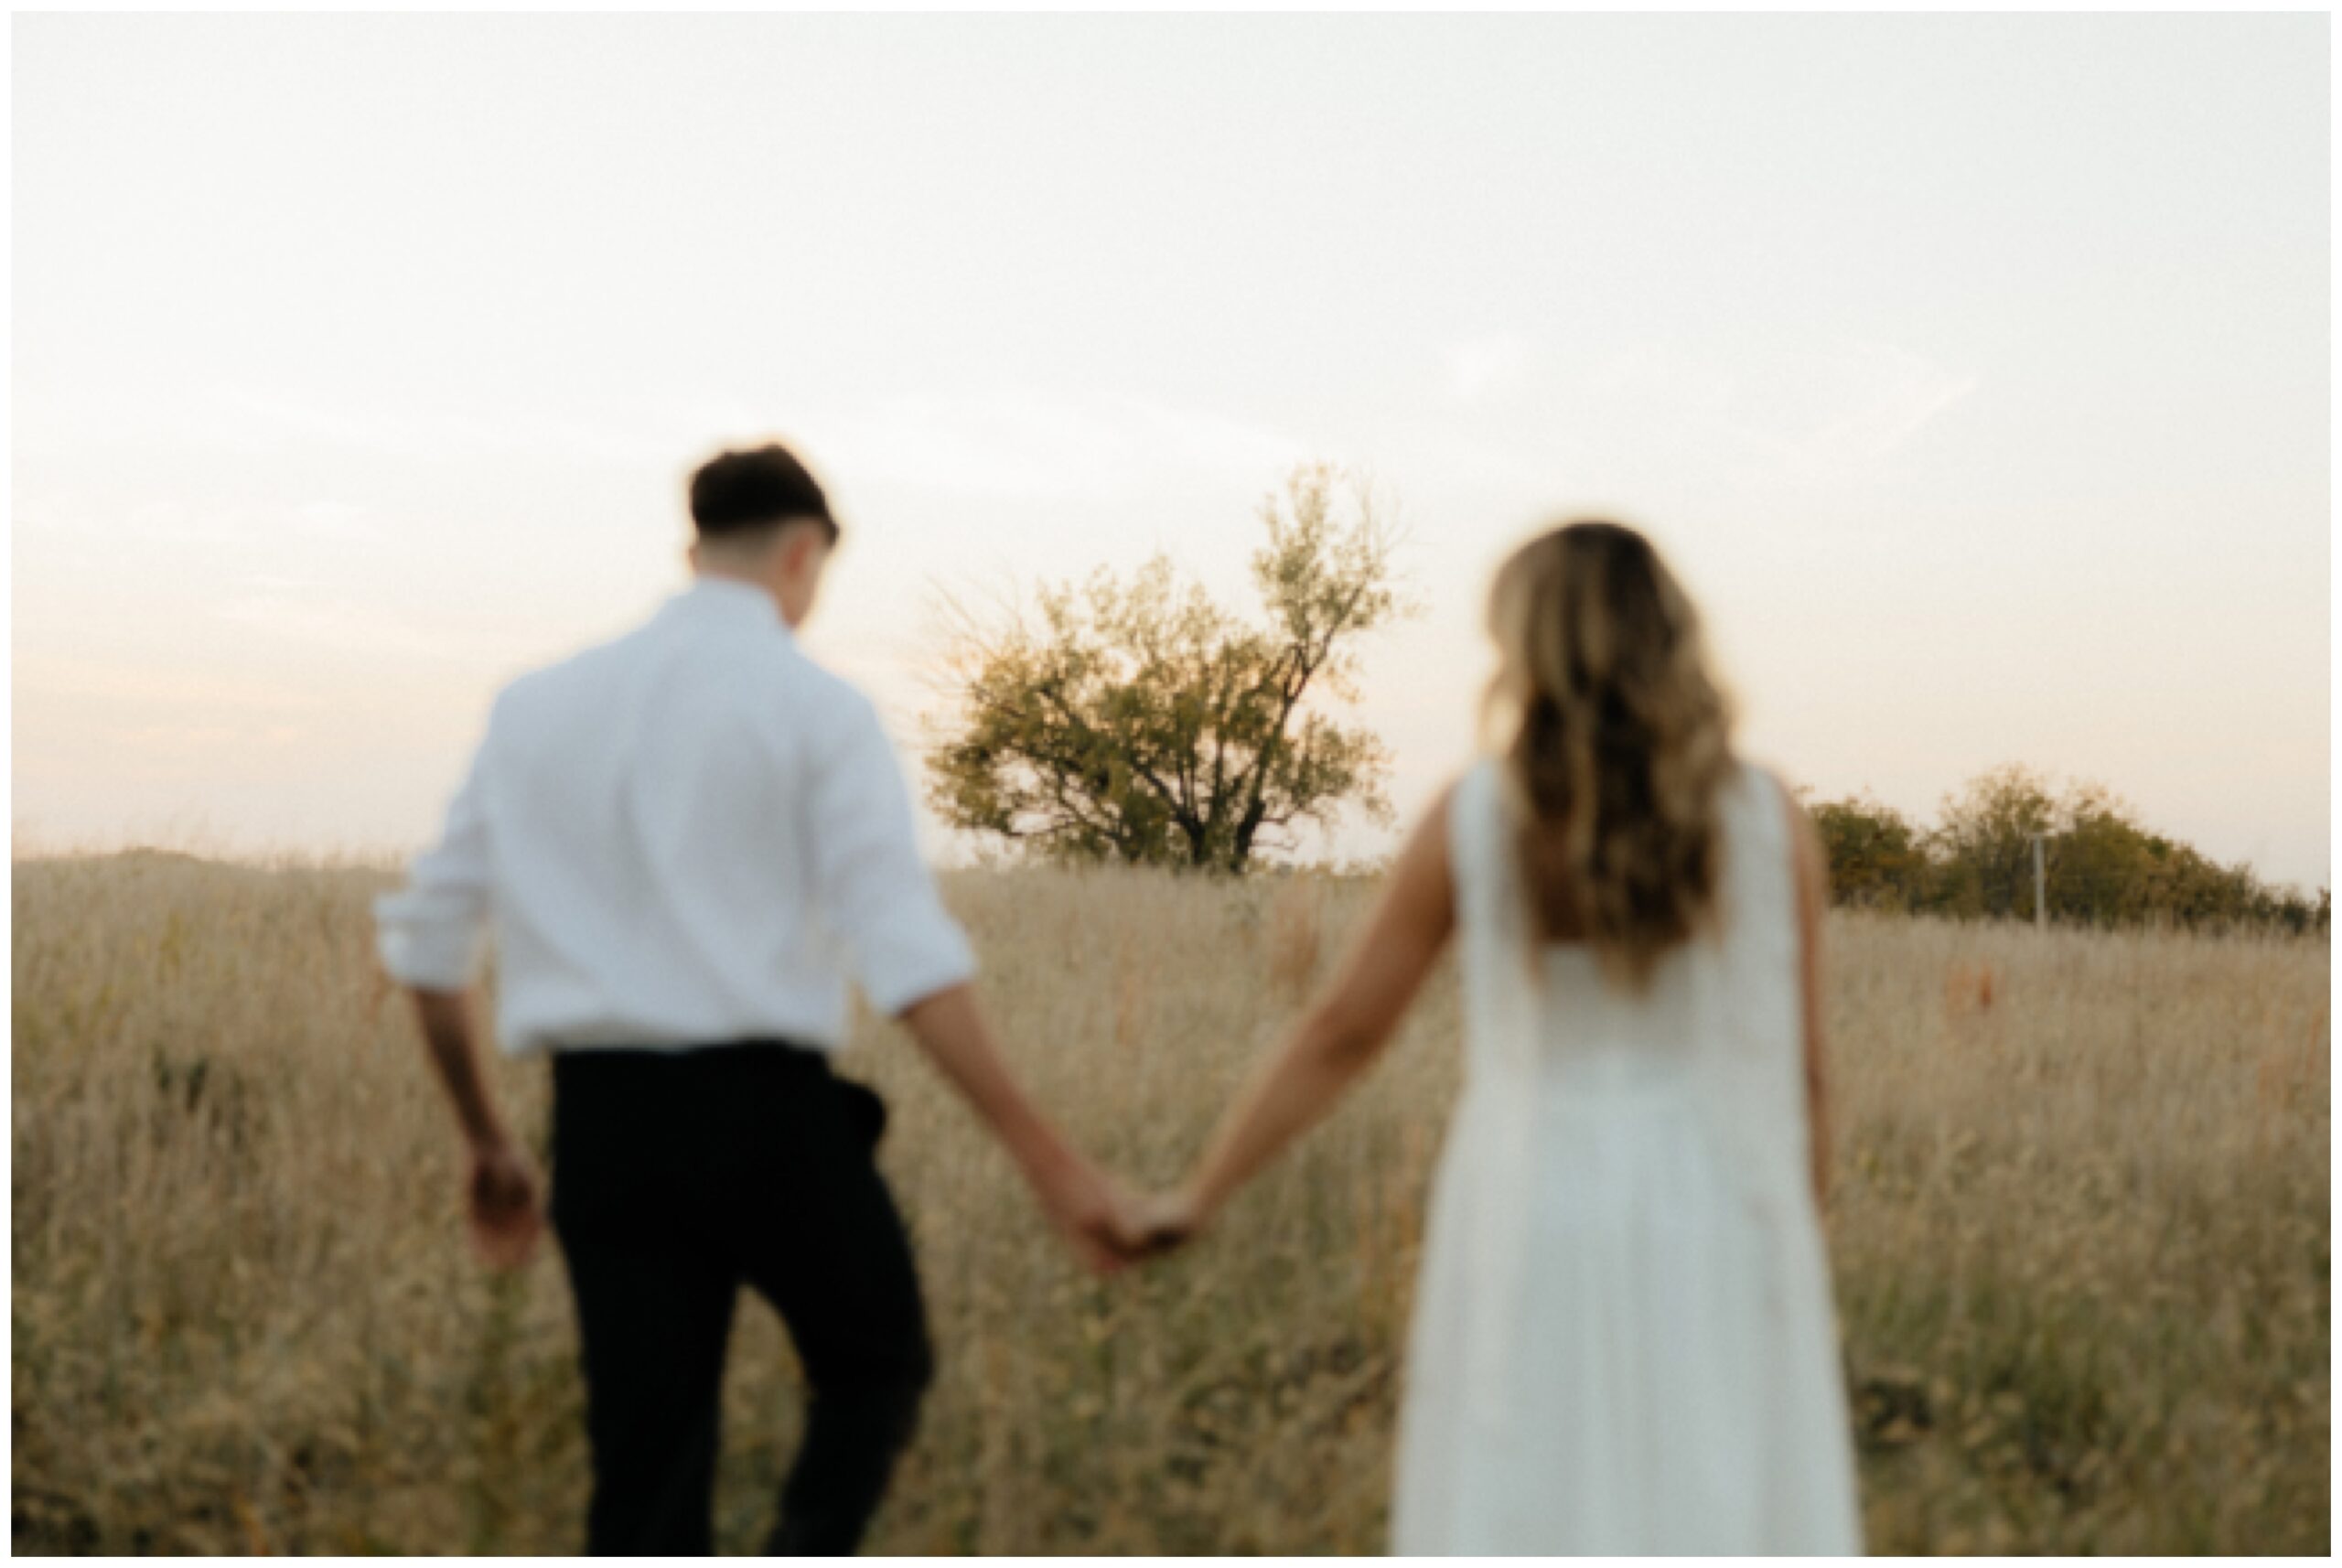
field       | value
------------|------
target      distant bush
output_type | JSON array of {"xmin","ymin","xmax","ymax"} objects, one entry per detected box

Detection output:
[{"xmin": 1803, "ymin": 764, "xmax": 2326, "ymax": 935}]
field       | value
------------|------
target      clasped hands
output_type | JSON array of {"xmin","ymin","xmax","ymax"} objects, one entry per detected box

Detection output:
[{"xmin": 1030, "ymin": 1155, "xmax": 1213, "ymax": 1275}]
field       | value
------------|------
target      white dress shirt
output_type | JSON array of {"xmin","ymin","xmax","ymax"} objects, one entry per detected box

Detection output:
[{"xmin": 374, "ymin": 576, "xmax": 977, "ymax": 1057}]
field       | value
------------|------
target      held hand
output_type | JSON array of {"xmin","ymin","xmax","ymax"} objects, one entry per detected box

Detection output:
[
  {"xmin": 1030, "ymin": 1155, "xmax": 1144, "ymax": 1277},
  {"xmin": 1110, "ymin": 1187, "xmax": 1205, "ymax": 1263},
  {"xmin": 466, "ymin": 1136, "xmax": 543, "ymax": 1270}
]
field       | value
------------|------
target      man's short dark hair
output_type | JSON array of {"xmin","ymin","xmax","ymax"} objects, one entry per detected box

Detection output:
[{"xmin": 688, "ymin": 443, "xmax": 838, "ymax": 543}]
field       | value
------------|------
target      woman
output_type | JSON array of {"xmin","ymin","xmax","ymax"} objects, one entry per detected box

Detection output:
[{"xmin": 1132, "ymin": 521, "xmax": 1864, "ymax": 1553}]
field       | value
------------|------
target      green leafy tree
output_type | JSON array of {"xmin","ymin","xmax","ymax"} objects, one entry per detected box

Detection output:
[
  {"xmin": 925, "ymin": 464, "xmax": 1410, "ymax": 873},
  {"xmin": 2050, "ymin": 780, "xmax": 2161, "ymax": 928},
  {"xmin": 1929, "ymin": 763, "xmax": 2061, "ymax": 920},
  {"xmin": 1806, "ymin": 792, "xmax": 1937, "ymax": 912}
]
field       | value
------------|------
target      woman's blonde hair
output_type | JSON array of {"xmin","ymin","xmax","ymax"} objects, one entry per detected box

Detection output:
[{"xmin": 1481, "ymin": 521, "xmax": 1738, "ymax": 990}]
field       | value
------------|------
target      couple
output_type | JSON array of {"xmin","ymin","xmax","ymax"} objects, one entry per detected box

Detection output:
[{"xmin": 374, "ymin": 441, "xmax": 1864, "ymax": 1555}]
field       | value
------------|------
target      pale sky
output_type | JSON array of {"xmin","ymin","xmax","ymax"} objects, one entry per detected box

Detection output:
[{"xmin": 13, "ymin": 15, "xmax": 2331, "ymax": 891}]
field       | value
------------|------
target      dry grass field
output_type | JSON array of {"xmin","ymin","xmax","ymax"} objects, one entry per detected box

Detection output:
[{"xmin": 11, "ymin": 851, "xmax": 2330, "ymax": 1553}]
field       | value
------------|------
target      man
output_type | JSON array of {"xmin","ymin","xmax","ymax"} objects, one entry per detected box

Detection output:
[{"xmin": 374, "ymin": 442, "xmax": 1133, "ymax": 1555}]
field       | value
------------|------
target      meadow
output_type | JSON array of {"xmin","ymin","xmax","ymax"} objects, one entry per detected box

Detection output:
[{"xmin": 10, "ymin": 851, "xmax": 2330, "ymax": 1553}]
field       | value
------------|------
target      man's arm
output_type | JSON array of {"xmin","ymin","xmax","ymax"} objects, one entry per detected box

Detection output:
[
  {"xmin": 896, "ymin": 984, "xmax": 1126, "ymax": 1273},
  {"xmin": 375, "ymin": 728, "xmax": 541, "ymax": 1268},
  {"xmin": 806, "ymin": 693, "xmax": 1128, "ymax": 1272},
  {"xmin": 411, "ymin": 987, "xmax": 510, "ymax": 1150},
  {"xmin": 409, "ymin": 988, "xmax": 542, "ymax": 1268}
]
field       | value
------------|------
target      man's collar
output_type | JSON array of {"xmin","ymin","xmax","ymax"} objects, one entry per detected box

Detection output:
[{"xmin": 672, "ymin": 575, "xmax": 786, "ymax": 629}]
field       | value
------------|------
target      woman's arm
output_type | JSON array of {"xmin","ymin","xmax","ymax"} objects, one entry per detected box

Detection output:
[
  {"xmin": 1147, "ymin": 788, "xmax": 1459, "ymax": 1247},
  {"xmin": 1782, "ymin": 780, "xmax": 1832, "ymax": 1215}
]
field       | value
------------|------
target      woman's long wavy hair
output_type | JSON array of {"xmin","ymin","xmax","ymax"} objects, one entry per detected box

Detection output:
[{"xmin": 1481, "ymin": 521, "xmax": 1739, "ymax": 991}]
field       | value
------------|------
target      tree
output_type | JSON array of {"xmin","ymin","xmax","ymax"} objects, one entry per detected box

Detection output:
[
  {"xmin": 925, "ymin": 464, "xmax": 1411, "ymax": 873},
  {"xmin": 1930, "ymin": 764, "xmax": 2061, "ymax": 920},
  {"xmin": 2050, "ymin": 779, "xmax": 2162, "ymax": 928},
  {"xmin": 1807, "ymin": 792, "xmax": 1937, "ymax": 912}
]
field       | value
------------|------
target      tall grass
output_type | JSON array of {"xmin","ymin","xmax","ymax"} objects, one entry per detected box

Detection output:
[{"xmin": 11, "ymin": 852, "xmax": 2329, "ymax": 1552}]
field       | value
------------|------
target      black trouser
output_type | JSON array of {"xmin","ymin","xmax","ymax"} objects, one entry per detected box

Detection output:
[{"xmin": 549, "ymin": 1042, "xmax": 933, "ymax": 1556}]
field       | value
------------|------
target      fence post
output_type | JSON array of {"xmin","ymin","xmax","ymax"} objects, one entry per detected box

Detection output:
[{"xmin": 2032, "ymin": 832, "xmax": 2047, "ymax": 933}]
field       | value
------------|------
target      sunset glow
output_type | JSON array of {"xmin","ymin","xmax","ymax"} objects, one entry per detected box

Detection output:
[{"xmin": 14, "ymin": 15, "xmax": 2328, "ymax": 889}]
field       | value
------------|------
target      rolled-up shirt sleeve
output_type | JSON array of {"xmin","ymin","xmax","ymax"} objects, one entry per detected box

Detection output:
[
  {"xmin": 374, "ymin": 735, "xmax": 495, "ymax": 992},
  {"xmin": 807, "ymin": 691, "xmax": 978, "ymax": 1015}
]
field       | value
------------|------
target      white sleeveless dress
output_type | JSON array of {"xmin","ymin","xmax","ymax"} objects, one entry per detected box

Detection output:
[{"xmin": 1390, "ymin": 756, "xmax": 1864, "ymax": 1554}]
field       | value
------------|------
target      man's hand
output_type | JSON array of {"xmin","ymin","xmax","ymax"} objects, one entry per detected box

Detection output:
[
  {"xmin": 1026, "ymin": 1154, "xmax": 1147, "ymax": 1276},
  {"xmin": 466, "ymin": 1136, "xmax": 543, "ymax": 1270}
]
